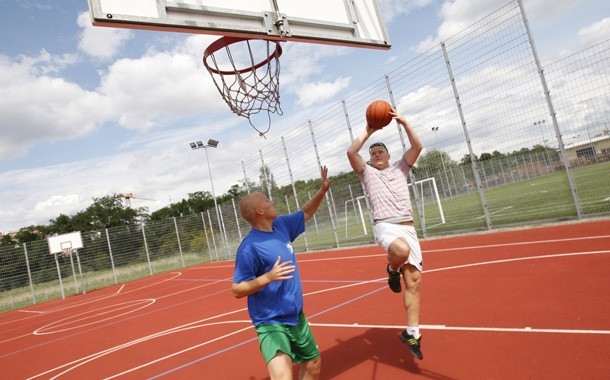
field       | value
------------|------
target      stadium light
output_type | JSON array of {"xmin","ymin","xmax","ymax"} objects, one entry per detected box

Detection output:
[{"xmin": 190, "ymin": 139, "xmax": 221, "ymax": 237}]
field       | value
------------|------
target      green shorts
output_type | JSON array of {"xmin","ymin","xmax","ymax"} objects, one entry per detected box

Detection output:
[{"xmin": 255, "ymin": 313, "xmax": 320, "ymax": 365}]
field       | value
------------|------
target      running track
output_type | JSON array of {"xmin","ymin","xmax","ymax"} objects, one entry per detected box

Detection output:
[{"xmin": 1, "ymin": 219, "xmax": 609, "ymax": 379}]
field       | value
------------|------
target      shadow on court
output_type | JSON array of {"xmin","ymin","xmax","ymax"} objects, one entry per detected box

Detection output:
[{"xmin": 317, "ymin": 328, "xmax": 456, "ymax": 380}]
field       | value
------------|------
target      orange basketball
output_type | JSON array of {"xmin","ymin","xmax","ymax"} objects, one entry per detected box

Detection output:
[{"xmin": 366, "ymin": 100, "xmax": 393, "ymax": 129}]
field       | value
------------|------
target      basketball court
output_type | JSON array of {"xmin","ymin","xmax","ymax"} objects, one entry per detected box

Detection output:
[
  {"xmin": 4, "ymin": 3, "xmax": 602, "ymax": 378},
  {"xmin": 1, "ymin": 220, "xmax": 609, "ymax": 378}
]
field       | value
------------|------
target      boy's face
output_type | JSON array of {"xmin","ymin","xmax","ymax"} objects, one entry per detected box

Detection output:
[{"xmin": 369, "ymin": 146, "xmax": 390, "ymax": 169}]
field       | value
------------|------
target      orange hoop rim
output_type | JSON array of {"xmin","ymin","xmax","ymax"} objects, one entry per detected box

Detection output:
[{"xmin": 203, "ymin": 36, "xmax": 282, "ymax": 76}]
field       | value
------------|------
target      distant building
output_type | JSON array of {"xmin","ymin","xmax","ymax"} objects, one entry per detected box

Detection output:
[{"xmin": 563, "ymin": 131, "xmax": 610, "ymax": 164}]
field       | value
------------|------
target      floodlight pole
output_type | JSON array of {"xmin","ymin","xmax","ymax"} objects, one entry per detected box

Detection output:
[
  {"xmin": 534, "ymin": 120, "xmax": 546, "ymax": 145},
  {"xmin": 190, "ymin": 139, "xmax": 223, "ymax": 255},
  {"xmin": 431, "ymin": 127, "xmax": 452, "ymax": 198}
]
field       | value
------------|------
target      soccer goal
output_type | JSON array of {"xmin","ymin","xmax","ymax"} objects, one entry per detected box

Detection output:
[
  {"xmin": 344, "ymin": 195, "xmax": 369, "ymax": 239},
  {"xmin": 408, "ymin": 177, "xmax": 446, "ymax": 227},
  {"xmin": 343, "ymin": 177, "xmax": 446, "ymax": 239}
]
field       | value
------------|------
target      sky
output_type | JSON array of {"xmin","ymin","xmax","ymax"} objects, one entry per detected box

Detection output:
[{"xmin": 0, "ymin": 0, "xmax": 609, "ymax": 233}]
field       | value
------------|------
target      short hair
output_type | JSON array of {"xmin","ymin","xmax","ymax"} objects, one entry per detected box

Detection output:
[{"xmin": 369, "ymin": 142, "xmax": 388, "ymax": 153}]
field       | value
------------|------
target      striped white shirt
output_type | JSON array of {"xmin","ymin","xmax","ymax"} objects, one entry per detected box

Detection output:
[{"xmin": 358, "ymin": 158, "xmax": 413, "ymax": 223}]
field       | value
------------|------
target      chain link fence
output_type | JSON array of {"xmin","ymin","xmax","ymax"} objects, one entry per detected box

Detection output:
[{"xmin": 2, "ymin": 0, "xmax": 609, "ymax": 311}]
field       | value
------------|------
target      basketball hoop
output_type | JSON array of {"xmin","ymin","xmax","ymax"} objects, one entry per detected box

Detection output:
[
  {"xmin": 61, "ymin": 248, "xmax": 74, "ymax": 258},
  {"xmin": 203, "ymin": 37, "xmax": 283, "ymax": 137}
]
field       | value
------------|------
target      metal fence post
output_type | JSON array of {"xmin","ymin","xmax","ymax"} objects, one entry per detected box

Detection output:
[
  {"xmin": 441, "ymin": 41, "xmax": 492, "ymax": 230},
  {"xmin": 23, "ymin": 243, "xmax": 36, "ymax": 305},
  {"xmin": 105, "ymin": 228, "xmax": 118, "ymax": 284},
  {"xmin": 173, "ymin": 217, "xmax": 185, "ymax": 268},
  {"xmin": 281, "ymin": 136, "xmax": 309, "ymax": 250},
  {"xmin": 517, "ymin": 0, "xmax": 582, "ymax": 218},
  {"xmin": 141, "ymin": 224, "xmax": 153, "ymax": 275},
  {"xmin": 231, "ymin": 198, "xmax": 243, "ymax": 241},
  {"xmin": 308, "ymin": 120, "xmax": 340, "ymax": 248}
]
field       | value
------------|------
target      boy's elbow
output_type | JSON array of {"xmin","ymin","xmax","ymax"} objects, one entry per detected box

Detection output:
[{"xmin": 232, "ymin": 284, "xmax": 244, "ymax": 299}]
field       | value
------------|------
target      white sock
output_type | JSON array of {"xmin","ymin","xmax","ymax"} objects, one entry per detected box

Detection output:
[{"xmin": 407, "ymin": 326, "xmax": 420, "ymax": 338}]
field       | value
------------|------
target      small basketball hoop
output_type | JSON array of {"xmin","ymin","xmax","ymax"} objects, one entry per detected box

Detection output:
[
  {"xmin": 61, "ymin": 248, "xmax": 74, "ymax": 258},
  {"xmin": 203, "ymin": 37, "xmax": 283, "ymax": 137}
]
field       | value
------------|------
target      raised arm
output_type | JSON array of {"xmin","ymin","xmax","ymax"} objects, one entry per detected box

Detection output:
[
  {"xmin": 347, "ymin": 124, "xmax": 378, "ymax": 174},
  {"xmin": 301, "ymin": 165, "xmax": 331, "ymax": 221},
  {"xmin": 392, "ymin": 109, "xmax": 423, "ymax": 166}
]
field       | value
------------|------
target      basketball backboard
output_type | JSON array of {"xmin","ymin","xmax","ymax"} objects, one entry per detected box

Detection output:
[
  {"xmin": 87, "ymin": 0, "xmax": 391, "ymax": 49},
  {"xmin": 47, "ymin": 231, "xmax": 84, "ymax": 255}
]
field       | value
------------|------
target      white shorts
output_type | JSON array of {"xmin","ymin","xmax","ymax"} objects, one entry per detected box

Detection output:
[{"xmin": 373, "ymin": 222, "xmax": 423, "ymax": 272}]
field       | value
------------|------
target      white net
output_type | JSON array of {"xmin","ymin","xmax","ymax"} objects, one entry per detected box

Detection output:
[{"xmin": 203, "ymin": 37, "xmax": 283, "ymax": 137}]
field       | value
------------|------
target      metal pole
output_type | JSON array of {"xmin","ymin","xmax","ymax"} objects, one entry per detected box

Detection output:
[
  {"xmin": 441, "ymin": 41, "xmax": 492, "ymax": 230},
  {"xmin": 207, "ymin": 210, "xmax": 219, "ymax": 261},
  {"xmin": 518, "ymin": 0, "xmax": 582, "ymax": 218},
  {"xmin": 218, "ymin": 205, "xmax": 231, "ymax": 259},
  {"xmin": 204, "ymin": 146, "xmax": 225, "ymax": 249},
  {"xmin": 23, "ymin": 244, "xmax": 36, "ymax": 305},
  {"xmin": 201, "ymin": 211, "xmax": 214, "ymax": 262},
  {"xmin": 232, "ymin": 197, "xmax": 243, "ymax": 240},
  {"xmin": 141, "ymin": 224, "xmax": 153, "ymax": 276},
  {"xmin": 308, "ymin": 120, "xmax": 340, "ymax": 248},
  {"xmin": 173, "ymin": 217, "xmax": 186, "ymax": 268},
  {"xmin": 105, "ymin": 228, "xmax": 118, "ymax": 284},
  {"xmin": 53, "ymin": 253, "xmax": 65, "ymax": 299},
  {"xmin": 281, "ymin": 136, "xmax": 309, "ymax": 250}
]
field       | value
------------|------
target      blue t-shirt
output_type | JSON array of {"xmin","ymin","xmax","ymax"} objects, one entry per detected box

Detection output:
[{"xmin": 233, "ymin": 210, "xmax": 306, "ymax": 326}]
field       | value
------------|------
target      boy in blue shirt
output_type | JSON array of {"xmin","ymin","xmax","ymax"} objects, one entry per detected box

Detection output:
[{"xmin": 233, "ymin": 166, "xmax": 330, "ymax": 380}]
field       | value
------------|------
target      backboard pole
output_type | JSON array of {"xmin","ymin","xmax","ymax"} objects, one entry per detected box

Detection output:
[
  {"xmin": 53, "ymin": 253, "xmax": 66, "ymax": 299},
  {"xmin": 68, "ymin": 252, "xmax": 79, "ymax": 294}
]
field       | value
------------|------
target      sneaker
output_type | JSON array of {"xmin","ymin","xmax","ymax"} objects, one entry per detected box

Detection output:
[
  {"xmin": 399, "ymin": 330, "xmax": 423, "ymax": 360},
  {"xmin": 387, "ymin": 264, "xmax": 402, "ymax": 293}
]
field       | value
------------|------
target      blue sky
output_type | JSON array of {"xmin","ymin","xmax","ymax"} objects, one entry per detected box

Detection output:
[{"xmin": 1, "ymin": 0, "xmax": 608, "ymax": 233}]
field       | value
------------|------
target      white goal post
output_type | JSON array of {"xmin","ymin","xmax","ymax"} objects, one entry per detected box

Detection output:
[
  {"xmin": 344, "ymin": 177, "xmax": 446, "ymax": 239},
  {"xmin": 408, "ymin": 177, "xmax": 446, "ymax": 225}
]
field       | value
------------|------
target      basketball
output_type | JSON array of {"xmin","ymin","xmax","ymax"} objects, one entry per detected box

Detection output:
[{"xmin": 366, "ymin": 100, "xmax": 393, "ymax": 129}]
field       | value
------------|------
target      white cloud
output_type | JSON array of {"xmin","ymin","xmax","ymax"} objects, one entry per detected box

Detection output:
[
  {"xmin": 296, "ymin": 77, "xmax": 351, "ymax": 107},
  {"xmin": 412, "ymin": 0, "xmax": 586, "ymax": 54},
  {"xmin": 34, "ymin": 194, "xmax": 81, "ymax": 213},
  {"xmin": 0, "ymin": 33, "xmax": 229, "ymax": 163},
  {"xmin": 77, "ymin": 12, "xmax": 132, "ymax": 60},
  {"xmin": 577, "ymin": 17, "xmax": 610, "ymax": 47},
  {"xmin": 95, "ymin": 35, "xmax": 225, "ymax": 131},
  {"xmin": 0, "ymin": 54, "xmax": 103, "ymax": 160},
  {"xmin": 380, "ymin": 0, "xmax": 434, "ymax": 23},
  {"xmin": 281, "ymin": 43, "xmax": 350, "ymax": 90}
]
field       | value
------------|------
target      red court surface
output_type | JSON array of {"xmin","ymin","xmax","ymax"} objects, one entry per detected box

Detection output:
[{"xmin": 1, "ymin": 219, "xmax": 609, "ymax": 379}]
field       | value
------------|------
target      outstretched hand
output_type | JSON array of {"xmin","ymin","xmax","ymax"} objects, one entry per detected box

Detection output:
[
  {"xmin": 266, "ymin": 256, "xmax": 295, "ymax": 282},
  {"xmin": 320, "ymin": 165, "xmax": 331, "ymax": 192}
]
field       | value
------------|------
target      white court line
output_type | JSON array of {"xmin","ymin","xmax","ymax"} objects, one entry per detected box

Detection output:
[
  {"xmin": 310, "ymin": 323, "xmax": 610, "ymax": 335},
  {"xmin": 424, "ymin": 249, "xmax": 610, "ymax": 273}
]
